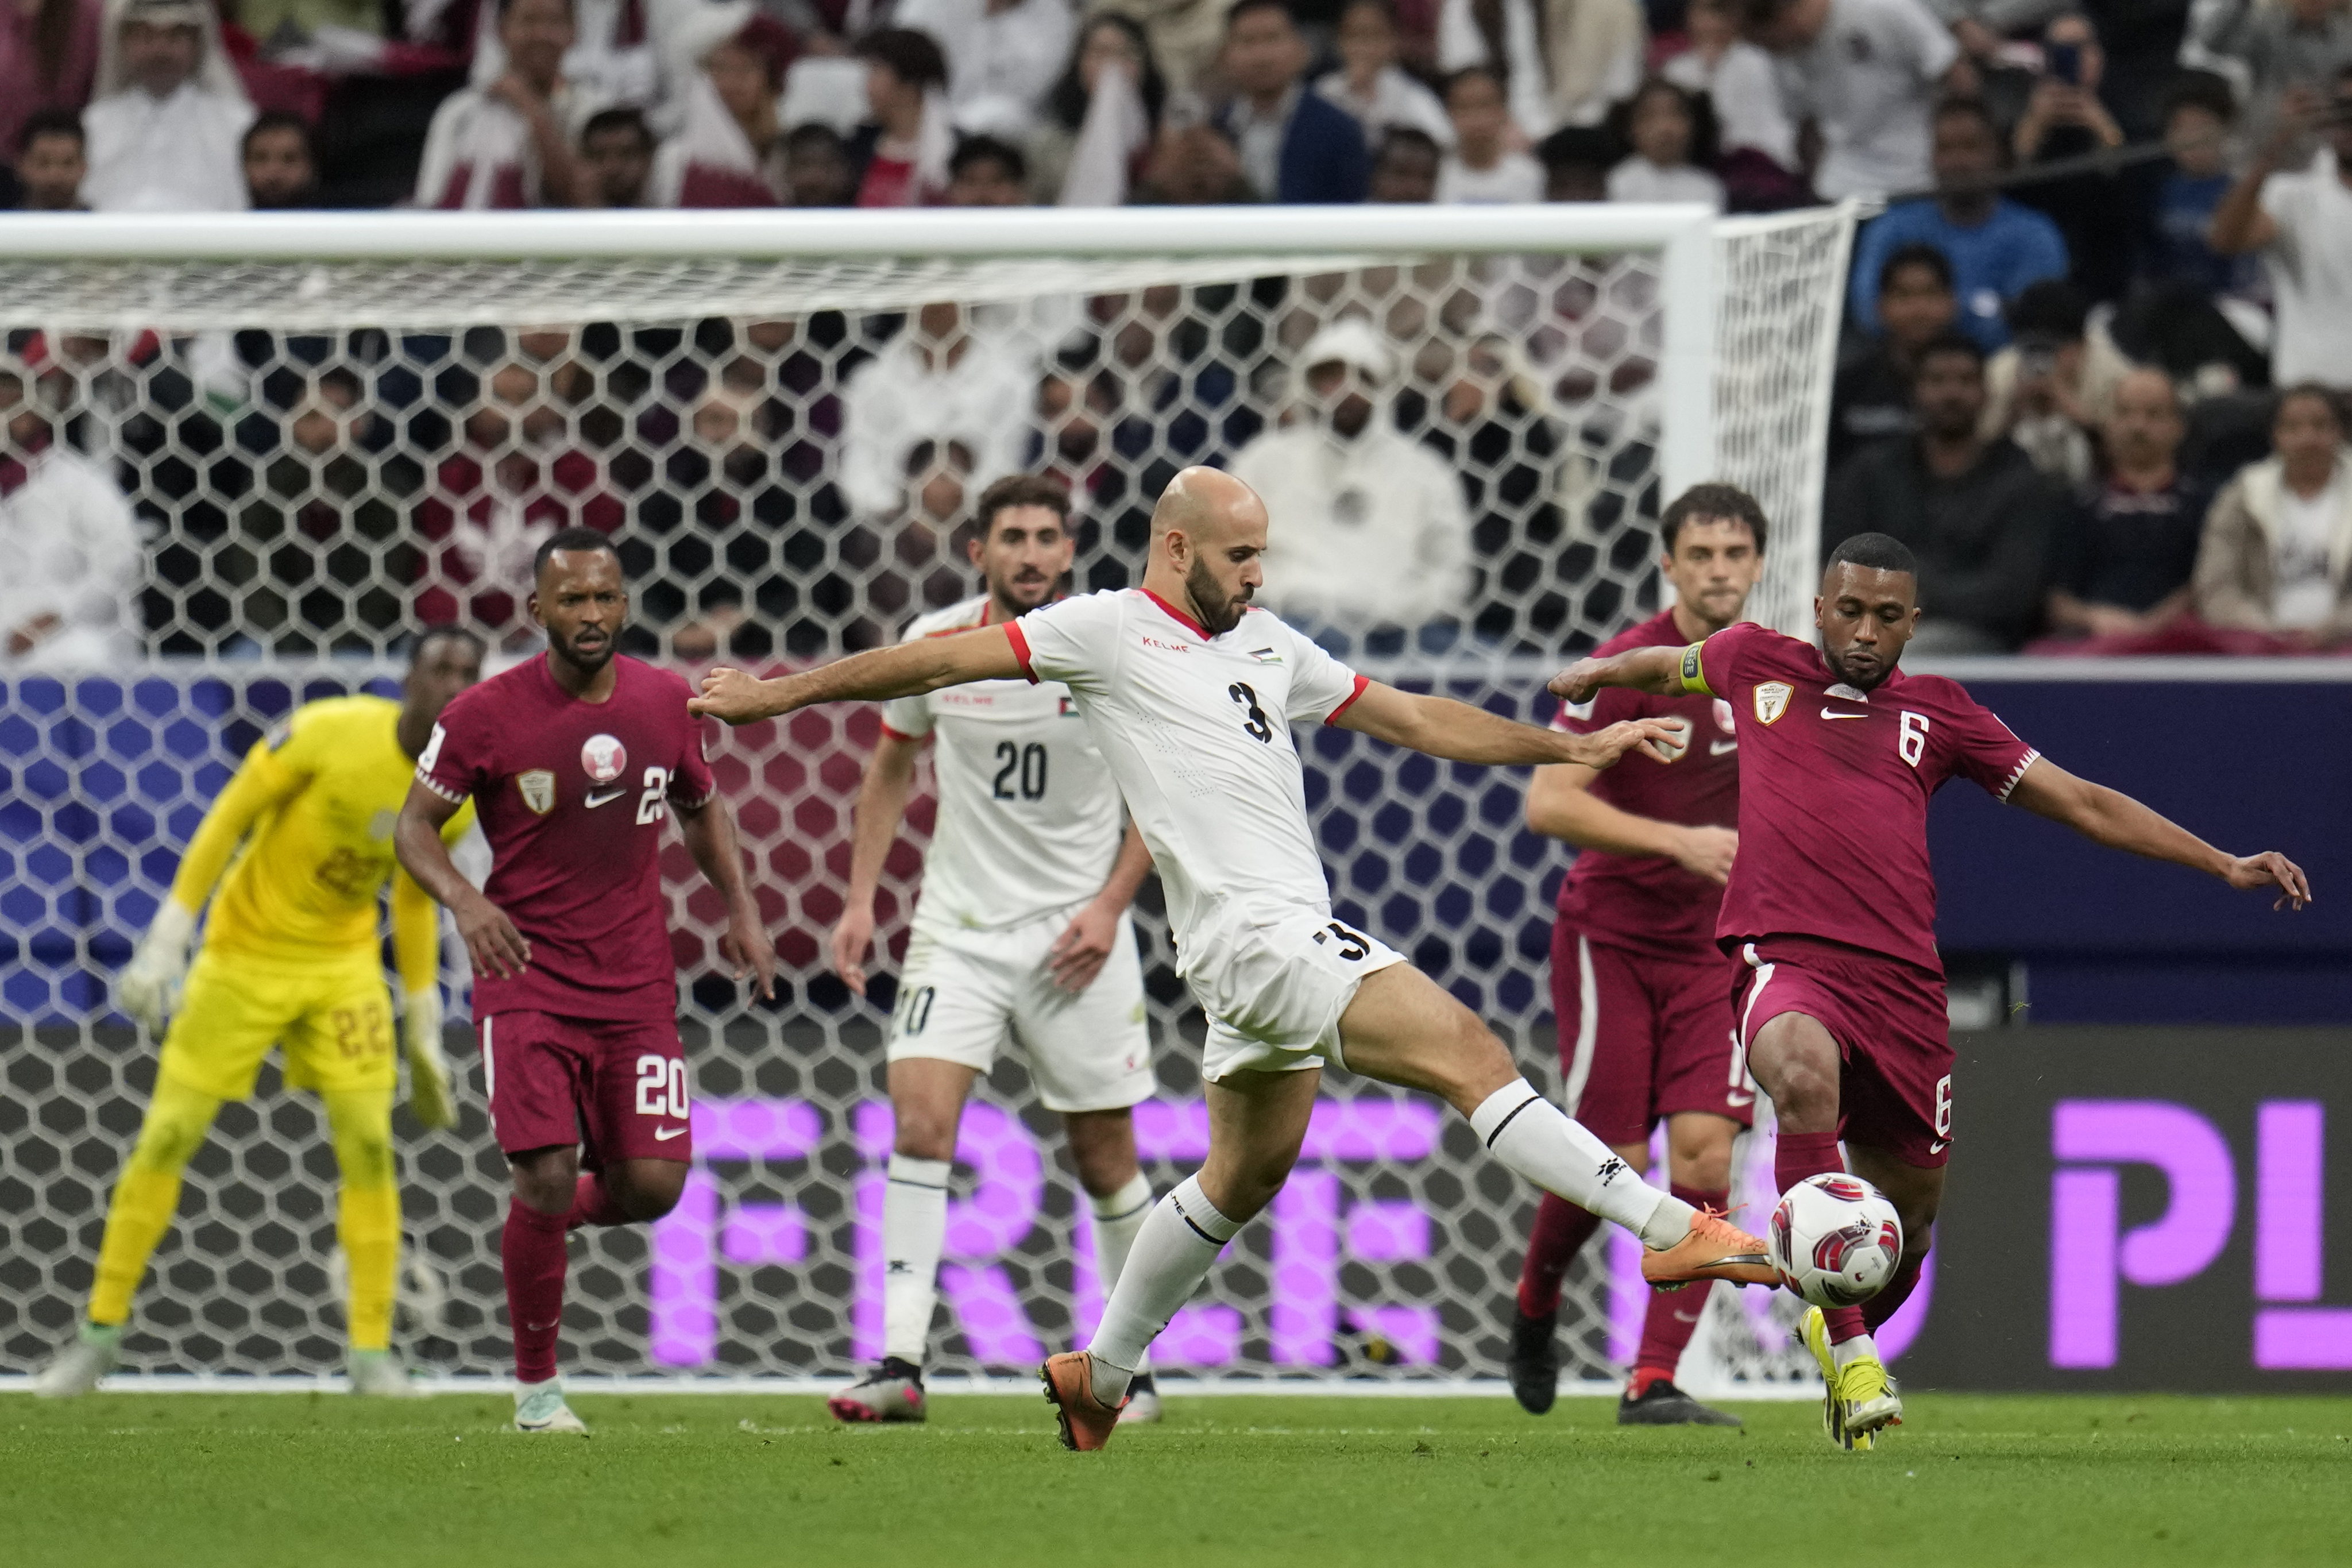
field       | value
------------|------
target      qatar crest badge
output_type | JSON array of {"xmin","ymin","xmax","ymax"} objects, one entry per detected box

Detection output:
[
  {"xmin": 517, "ymin": 769, "xmax": 557, "ymax": 815},
  {"xmin": 1754, "ymin": 682, "xmax": 1793, "ymax": 725},
  {"xmin": 581, "ymin": 733, "xmax": 627, "ymax": 783}
]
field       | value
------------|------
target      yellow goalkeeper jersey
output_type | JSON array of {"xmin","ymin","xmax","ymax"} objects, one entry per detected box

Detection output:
[{"xmin": 174, "ymin": 694, "xmax": 472, "ymax": 989}]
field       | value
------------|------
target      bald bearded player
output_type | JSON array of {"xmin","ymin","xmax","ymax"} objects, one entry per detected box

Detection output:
[{"xmin": 691, "ymin": 466, "xmax": 1785, "ymax": 1451}]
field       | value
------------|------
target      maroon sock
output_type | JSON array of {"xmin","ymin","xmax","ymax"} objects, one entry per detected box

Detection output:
[
  {"xmin": 1775, "ymin": 1130, "xmax": 1867, "ymax": 1342},
  {"xmin": 503, "ymin": 1199, "xmax": 570, "ymax": 1382},
  {"xmin": 1516, "ymin": 1194, "xmax": 1603, "ymax": 1319},
  {"xmin": 1861, "ymin": 1250, "xmax": 1926, "ymax": 1332},
  {"xmin": 566, "ymin": 1172, "xmax": 628, "ymax": 1230},
  {"xmin": 1634, "ymin": 1184, "xmax": 1727, "ymax": 1382}
]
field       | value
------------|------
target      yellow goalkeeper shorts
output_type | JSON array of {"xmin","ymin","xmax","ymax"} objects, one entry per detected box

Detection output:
[{"xmin": 159, "ymin": 947, "xmax": 398, "ymax": 1101}]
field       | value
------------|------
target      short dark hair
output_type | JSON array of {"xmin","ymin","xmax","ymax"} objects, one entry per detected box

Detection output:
[
  {"xmin": 1880, "ymin": 241, "xmax": 1953, "ymax": 295},
  {"xmin": 1606, "ymin": 76, "xmax": 1720, "ymax": 170},
  {"xmin": 581, "ymin": 106, "xmax": 654, "ymax": 152},
  {"xmin": 1737, "ymin": 0, "xmax": 1798, "ymax": 25},
  {"xmin": 2164, "ymin": 69, "xmax": 2237, "ymax": 124},
  {"xmin": 411, "ymin": 624, "xmax": 488, "ymax": 666},
  {"xmin": 1226, "ymin": 0, "xmax": 1295, "ymax": 32},
  {"xmin": 858, "ymin": 26, "xmax": 949, "ymax": 91},
  {"xmin": 1374, "ymin": 126, "xmax": 1441, "ymax": 165},
  {"xmin": 2276, "ymin": 383, "xmax": 2347, "ymax": 434},
  {"xmin": 533, "ymin": 525, "xmax": 623, "ymax": 580},
  {"xmin": 974, "ymin": 474, "xmax": 1072, "ymax": 538},
  {"xmin": 17, "ymin": 108, "xmax": 84, "ymax": 152},
  {"xmin": 1932, "ymin": 95, "xmax": 2000, "ymax": 141},
  {"xmin": 1914, "ymin": 329, "xmax": 1986, "ymax": 378},
  {"xmin": 950, "ymin": 133, "xmax": 1027, "ymax": 184},
  {"xmin": 1443, "ymin": 64, "xmax": 1507, "ymax": 100},
  {"xmin": 783, "ymin": 121, "xmax": 848, "ymax": 157},
  {"xmin": 1660, "ymin": 482, "xmax": 1769, "ymax": 554},
  {"xmin": 242, "ymin": 111, "xmax": 312, "ymax": 159},
  {"xmin": 1826, "ymin": 531, "xmax": 1918, "ymax": 578},
  {"xmin": 2007, "ymin": 277, "xmax": 2088, "ymax": 341},
  {"xmin": 1535, "ymin": 125, "xmax": 1614, "ymax": 174}
]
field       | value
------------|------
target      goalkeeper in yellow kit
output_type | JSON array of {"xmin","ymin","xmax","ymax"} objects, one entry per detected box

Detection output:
[{"xmin": 34, "ymin": 628, "xmax": 485, "ymax": 1397}]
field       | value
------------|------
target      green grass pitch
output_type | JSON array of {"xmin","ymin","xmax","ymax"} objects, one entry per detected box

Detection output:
[{"xmin": 6, "ymin": 1392, "xmax": 2350, "ymax": 1567}]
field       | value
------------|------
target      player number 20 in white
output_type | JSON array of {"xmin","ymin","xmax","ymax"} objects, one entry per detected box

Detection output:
[{"xmin": 635, "ymin": 1054, "xmax": 690, "ymax": 1119}]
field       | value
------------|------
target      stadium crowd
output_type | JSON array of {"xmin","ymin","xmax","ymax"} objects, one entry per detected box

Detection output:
[{"xmin": 2, "ymin": 0, "xmax": 2350, "ymax": 662}]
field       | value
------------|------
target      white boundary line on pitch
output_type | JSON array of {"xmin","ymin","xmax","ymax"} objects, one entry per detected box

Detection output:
[{"xmin": 0, "ymin": 1373, "xmax": 1821, "ymax": 1401}]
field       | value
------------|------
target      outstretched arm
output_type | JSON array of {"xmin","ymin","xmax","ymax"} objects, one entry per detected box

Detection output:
[
  {"xmin": 2007, "ymin": 758, "xmax": 2311, "ymax": 910},
  {"xmin": 832, "ymin": 729, "xmax": 924, "ymax": 997},
  {"xmin": 1334, "ymin": 681, "xmax": 1679, "ymax": 768},
  {"xmin": 689, "ymin": 627, "xmax": 1025, "ymax": 725},
  {"xmin": 1548, "ymin": 644, "xmax": 1689, "ymax": 704},
  {"xmin": 676, "ymin": 794, "xmax": 777, "ymax": 1001}
]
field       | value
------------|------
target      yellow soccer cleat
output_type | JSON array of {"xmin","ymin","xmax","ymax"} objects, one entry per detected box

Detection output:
[{"xmin": 1800, "ymin": 1307, "xmax": 1903, "ymax": 1451}]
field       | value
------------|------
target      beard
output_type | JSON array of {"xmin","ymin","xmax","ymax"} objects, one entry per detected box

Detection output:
[
  {"xmin": 550, "ymin": 621, "xmax": 620, "ymax": 674},
  {"xmin": 1185, "ymin": 555, "xmax": 1251, "ymax": 636},
  {"xmin": 1819, "ymin": 636, "xmax": 1896, "ymax": 692}
]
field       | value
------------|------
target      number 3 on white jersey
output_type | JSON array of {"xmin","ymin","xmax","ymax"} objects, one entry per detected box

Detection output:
[{"xmin": 1898, "ymin": 711, "xmax": 1930, "ymax": 768}]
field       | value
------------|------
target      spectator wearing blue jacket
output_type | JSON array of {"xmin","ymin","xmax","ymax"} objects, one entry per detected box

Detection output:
[
  {"xmin": 1850, "ymin": 97, "xmax": 2069, "ymax": 351},
  {"xmin": 1215, "ymin": 0, "xmax": 1370, "ymax": 204}
]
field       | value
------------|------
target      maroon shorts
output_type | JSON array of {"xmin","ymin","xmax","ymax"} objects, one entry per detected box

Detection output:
[
  {"xmin": 480, "ymin": 1010, "xmax": 694, "ymax": 1165},
  {"xmin": 1551, "ymin": 922, "xmax": 1755, "ymax": 1148},
  {"xmin": 1732, "ymin": 935, "xmax": 1953, "ymax": 1168}
]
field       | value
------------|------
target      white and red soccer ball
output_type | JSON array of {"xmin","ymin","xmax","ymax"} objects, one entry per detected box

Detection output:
[{"xmin": 1769, "ymin": 1173, "xmax": 1904, "ymax": 1310}]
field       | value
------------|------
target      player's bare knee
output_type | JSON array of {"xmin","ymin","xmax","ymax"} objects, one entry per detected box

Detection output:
[
  {"xmin": 1067, "ymin": 1124, "xmax": 1140, "ymax": 1200},
  {"xmin": 1199, "ymin": 1150, "xmax": 1296, "ymax": 1224},
  {"xmin": 508, "ymin": 1147, "xmax": 578, "ymax": 1214},
  {"xmin": 891, "ymin": 1112, "xmax": 958, "ymax": 1164},
  {"xmin": 614, "ymin": 1161, "xmax": 688, "ymax": 1221}
]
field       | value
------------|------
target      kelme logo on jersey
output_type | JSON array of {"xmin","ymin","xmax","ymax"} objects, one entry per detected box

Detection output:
[
  {"xmin": 581, "ymin": 733, "xmax": 627, "ymax": 783},
  {"xmin": 1754, "ymin": 682, "xmax": 1793, "ymax": 725},
  {"xmin": 517, "ymin": 769, "xmax": 557, "ymax": 815}
]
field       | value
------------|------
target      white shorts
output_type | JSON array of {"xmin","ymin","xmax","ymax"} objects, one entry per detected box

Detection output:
[
  {"xmin": 887, "ymin": 906, "xmax": 1155, "ymax": 1113},
  {"xmin": 1183, "ymin": 905, "xmax": 1407, "ymax": 1083}
]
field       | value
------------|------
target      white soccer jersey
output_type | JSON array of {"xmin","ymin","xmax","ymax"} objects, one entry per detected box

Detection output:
[
  {"xmin": 1008, "ymin": 588, "xmax": 1369, "ymax": 965},
  {"xmin": 881, "ymin": 596, "xmax": 1126, "ymax": 930}
]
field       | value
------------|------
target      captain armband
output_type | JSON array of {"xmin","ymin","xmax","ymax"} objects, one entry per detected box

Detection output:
[{"xmin": 1677, "ymin": 643, "xmax": 1713, "ymax": 697}]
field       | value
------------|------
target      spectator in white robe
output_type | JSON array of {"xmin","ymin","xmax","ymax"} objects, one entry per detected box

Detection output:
[
  {"xmin": 79, "ymin": 0, "xmax": 252, "ymax": 213},
  {"xmin": 0, "ymin": 362, "xmax": 144, "ymax": 667},
  {"xmin": 895, "ymin": 0, "xmax": 1073, "ymax": 137},
  {"xmin": 1235, "ymin": 319, "xmax": 1474, "ymax": 652},
  {"xmin": 647, "ymin": 6, "xmax": 787, "ymax": 206},
  {"xmin": 1436, "ymin": 0, "xmax": 1643, "ymax": 139},
  {"xmin": 414, "ymin": 0, "xmax": 605, "ymax": 208},
  {"xmin": 1316, "ymin": 0, "xmax": 1455, "ymax": 149},
  {"xmin": 835, "ymin": 303, "xmax": 1040, "ymax": 519}
]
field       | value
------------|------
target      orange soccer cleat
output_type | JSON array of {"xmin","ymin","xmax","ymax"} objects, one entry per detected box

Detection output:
[
  {"xmin": 1040, "ymin": 1352, "xmax": 1127, "ymax": 1451},
  {"xmin": 1641, "ymin": 1207, "xmax": 1780, "ymax": 1289}
]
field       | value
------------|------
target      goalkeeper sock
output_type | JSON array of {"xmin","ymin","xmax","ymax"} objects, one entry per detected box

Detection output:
[
  {"xmin": 1087, "ymin": 1175, "xmax": 1239, "ymax": 1404},
  {"xmin": 88, "ymin": 1075, "xmax": 221, "ymax": 1326},
  {"xmin": 502, "ymin": 1199, "xmax": 570, "ymax": 1383},
  {"xmin": 1085, "ymin": 1172, "xmax": 1156, "ymax": 1371},
  {"xmin": 338, "ymin": 1184, "xmax": 401, "ymax": 1353},
  {"xmin": 880, "ymin": 1155, "xmax": 951, "ymax": 1367},
  {"xmin": 1470, "ymin": 1080, "xmax": 1687, "ymax": 1242},
  {"xmin": 324, "ymin": 1090, "xmax": 400, "ymax": 1353},
  {"xmin": 566, "ymin": 1173, "xmax": 629, "ymax": 1229},
  {"xmin": 1516, "ymin": 1194, "xmax": 1602, "ymax": 1319},
  {"xmin": 1776, "ymin": 1129, "xmax": 1868, "ymax": 1345}
]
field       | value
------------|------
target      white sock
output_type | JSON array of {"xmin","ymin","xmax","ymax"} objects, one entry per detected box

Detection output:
[
  {"xmin": 1832, "ymin": 1331, "xmax": 1880, "ymax": 1370},
  {"xmin": 1086, "ymin": 1172, "xmax": 1156, "ymax": 1373},
  {"xmin": 880, "ymin": 1154, "xmax": 951, "ymax": 1368},
  {"xmin": 1087, "ymin": 1175, "xmax": 1238, "ymax": 1403},
  {"xmin": 1469, "ymin": 1079, "xmax": 1694, "ymax": 1246}
]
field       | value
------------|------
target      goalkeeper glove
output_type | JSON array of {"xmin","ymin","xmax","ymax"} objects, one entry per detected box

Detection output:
[
  {"xmin": 118, "ymin": 901, "xmax": 199, "ymax": 1035},
  {"xmin": 403, "ymin": 987, "xmax": 457, "ymax": 1131}
]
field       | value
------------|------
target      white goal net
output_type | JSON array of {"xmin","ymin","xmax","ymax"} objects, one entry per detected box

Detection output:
[{"xmin": 0, "ymin": 204, "xmax": 1855, "ymax": 1388}]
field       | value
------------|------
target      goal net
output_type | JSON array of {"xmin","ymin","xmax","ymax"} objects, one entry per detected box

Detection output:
[{"xmin": 0, "ymin": 204, "xmax": 1857, "ymax": 1389}]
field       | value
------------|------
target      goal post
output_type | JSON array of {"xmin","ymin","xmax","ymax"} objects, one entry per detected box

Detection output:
[{"xmin": 0, "ymin": 203, "xmax": 1860, "ymax": 1390}]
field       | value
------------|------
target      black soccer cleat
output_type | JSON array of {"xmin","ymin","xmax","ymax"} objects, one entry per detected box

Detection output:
[
  {"xmin": 1617, "ymin": 1377, "xmax": 1742, "ymax": 1428},
  {"xmin": 1507, "ymin": 1309, "xmax": 1560, "ymax": 1415}
]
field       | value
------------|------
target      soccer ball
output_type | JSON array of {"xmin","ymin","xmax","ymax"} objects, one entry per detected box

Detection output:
[{"xmin": 1769, "ymin": 1173, "xmax": 1904, "ymax": 1309}]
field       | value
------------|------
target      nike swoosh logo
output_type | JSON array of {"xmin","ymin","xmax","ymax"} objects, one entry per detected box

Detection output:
[
  {"xmin": 1710, "ymin": 740, "xmax": 1737, "ymax": 756},
  {"xmin": 1727, "ymin": 1091, "xmax": 1754, "ymax": 1106},
  {"xmin": 1820, "ymin": 709, "xmax": 1870, "ymax": 721},
  {"xmin": 585, "ymin": 787, "xmax": 628, "ymax": 808},
  {"xmin": 1929, "ymin": 1140, "xmax": 1947, "ymax": 1154},
  {"xmin": 653, "ymin": 1125, "xmax": 687, "ymax": 1141}
]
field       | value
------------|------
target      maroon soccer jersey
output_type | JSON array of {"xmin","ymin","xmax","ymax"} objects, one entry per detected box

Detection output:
[
  {"xmin": 1552, "ymin": 609, "xmax": 1739, "ymax": 956},
  {"xmin": 1686, "ymin": 621, "xmax": 2038, "ymax": 975},
  {"xmin": 416, "ymin": 653, "xmax": 715, "ymax": 1021}
]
